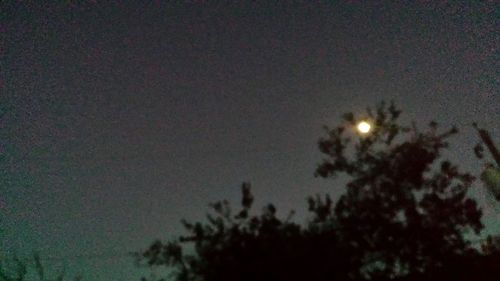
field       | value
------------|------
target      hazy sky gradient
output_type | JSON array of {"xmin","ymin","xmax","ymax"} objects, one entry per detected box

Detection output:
[{"xmin": 1, "ymin": 1, "xmax": 498, "ymax": 280}]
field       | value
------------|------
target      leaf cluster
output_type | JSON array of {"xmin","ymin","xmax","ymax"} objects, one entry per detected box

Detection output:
[
  {"xmin": 138, "ymin": 101, "xmax": 498, "ymax": 281},
  {"xmin": 138, "ymin": 182, "xmax": 354, "ymax": 281}
]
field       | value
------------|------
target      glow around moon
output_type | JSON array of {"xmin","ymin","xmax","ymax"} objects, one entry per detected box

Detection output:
[{"xmin": 357, "ymin": 121, "xmax": 372, "ymax": 134}]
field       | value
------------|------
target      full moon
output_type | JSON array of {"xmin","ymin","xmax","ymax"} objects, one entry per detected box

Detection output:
[{"xmin": 357, "ymin": 121, "xmax": 371, "ymax": 134}]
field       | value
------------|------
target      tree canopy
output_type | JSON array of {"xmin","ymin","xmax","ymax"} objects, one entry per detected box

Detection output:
[{"xmin": 138, "ymin": 102, "xmax": 499, "ymax": 281}]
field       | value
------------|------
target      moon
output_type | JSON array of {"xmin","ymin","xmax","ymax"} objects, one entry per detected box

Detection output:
[{"xmin": 357, "ymin": 121, "xmax": 371, "ymax": 134}]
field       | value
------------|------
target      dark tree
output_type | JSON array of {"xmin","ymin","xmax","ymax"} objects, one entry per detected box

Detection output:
[
  {"xmin": 138, "ymin": 102, "xmax": 495, "ymax": 281},
  {"xmin": 316, "ymin": 102, "xmax": 484, "ymax": 280},
  {"xmin": 137, "ymin": 183, "xmax": 351, "ymax": 281}
]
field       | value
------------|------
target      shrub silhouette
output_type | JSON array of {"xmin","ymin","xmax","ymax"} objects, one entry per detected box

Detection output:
[
  {"xmin": 138, "ymin": 102, "xmax": 498, "ymax": 281},
  {"xmin": 0, "ymin": 254, "xmax": 83, "ymax": 281}
]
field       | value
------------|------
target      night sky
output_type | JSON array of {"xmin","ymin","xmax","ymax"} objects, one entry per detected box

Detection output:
[{"xmin": 1, "ymin": 1, "xmax": 498, "ymax": 280}]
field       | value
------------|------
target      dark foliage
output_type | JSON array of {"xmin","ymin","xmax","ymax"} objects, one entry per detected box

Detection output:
[
  {"xmin": 316, "ymin": 102, "xmax": 484, "ymax": 279},
  {"xmin": 138, "ymin": 184, "xmax": 351, "ymax": 281},
  {"xmin": 138, "ymin": 102, "xmax": 499, "ymax": 281},
  {"xmin": 0, "ymin": 254, "xmax": 83, "ymax": 281}
]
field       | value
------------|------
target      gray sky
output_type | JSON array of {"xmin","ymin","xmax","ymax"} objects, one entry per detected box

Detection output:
[{"xmin": 1, "ymin": 1, "xmax": 498, "ymax": 280}]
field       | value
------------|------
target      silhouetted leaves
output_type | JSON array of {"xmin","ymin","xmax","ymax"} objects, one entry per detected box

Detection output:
[
  {"xmin": 474, "ymin": 143, "xmax": 485, "ymax": 159},
  {"xmin": 241, "ymin": 182, "xmax": 253, "ymax": 209},
  {"xmin": 316, "ymin": 101, "xmax": 484, "ymax": 280},
  {"xmin": 0, "ymin": 254, "xmax": 81, "ymax": 281},
  {"xmin": 138, "ymin": 101, "xmax": 497, "ymax": 281}
]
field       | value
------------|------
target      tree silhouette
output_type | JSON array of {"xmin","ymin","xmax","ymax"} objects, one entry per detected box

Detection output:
[
  {"xmin": 473, "ymin": 123, "xmax": 500, "ymax": 201},
  {"xmin": 0, "ymin": 254, "xmax": 83, "ymax": 281},
  {"xmin": 137, "ymin": 183, "xmax": 351, "ymax": 281},
  {"xmin": 138, "ymin": 102, "xmax": 497, "ymax": 281},
  {"xmin": 316, "ymin": 102, "xmax": 486, "ymax": 280}
]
